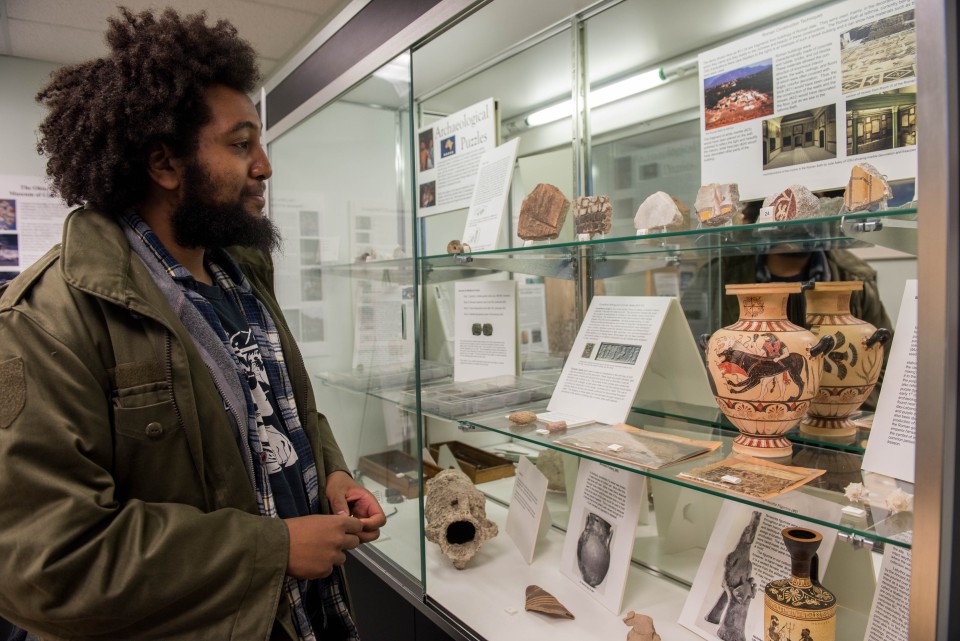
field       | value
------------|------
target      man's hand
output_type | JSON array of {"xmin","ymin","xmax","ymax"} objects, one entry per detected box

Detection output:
[
  {"xmin": 326, "ymin": 470, "xmax": 387, "ymax": 543},
  {"xmin": 285, "ymin": 514, "xmax": 363, "ymax": 579}
]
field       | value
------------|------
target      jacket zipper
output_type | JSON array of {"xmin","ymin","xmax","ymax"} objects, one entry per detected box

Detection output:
[{"xmin": 164, "ymin": 330, "xmax": 186, "ymax": 433}]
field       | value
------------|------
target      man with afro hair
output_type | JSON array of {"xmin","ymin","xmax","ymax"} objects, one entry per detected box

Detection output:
[{"xmin": 0, "ymin": 8, "xmax": 384, "ymax": 641}]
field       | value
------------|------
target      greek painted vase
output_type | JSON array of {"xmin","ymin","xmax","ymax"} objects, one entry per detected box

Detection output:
[
  {"xmin": 702, "ymin": 283, "xmax": 834, "ymax": 458},
  {"xmin": 802, "ymin": 281, "xmax": 891, "ymax": 438},
  {"xmin": 764, "ymin": 528, "xmax": 836, "ymax": 641}
]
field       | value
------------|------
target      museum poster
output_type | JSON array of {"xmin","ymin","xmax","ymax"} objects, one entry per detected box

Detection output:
[
  {"xmin": 699, "ymin": 0, "xmax": 917, "ymax": 200},
  {"xmin": 0, "ymin": 175, "xmax": 71, "ymax": 282},
  {"xmin": 416, "ymin": 98, "xmax": 498, "ymax": 217}
]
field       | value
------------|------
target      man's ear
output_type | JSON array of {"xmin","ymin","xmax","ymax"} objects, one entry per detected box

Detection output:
[{"xmin": 146, "ymin": 142, "xmax": 183, "ymax": 191}]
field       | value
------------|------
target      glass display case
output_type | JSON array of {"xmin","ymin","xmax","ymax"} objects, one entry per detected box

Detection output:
[{"xmin": 265, "ymin": 0, "xmax": 952, "ymax": 638}]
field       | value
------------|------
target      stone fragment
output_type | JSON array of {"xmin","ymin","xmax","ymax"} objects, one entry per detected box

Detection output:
[
  {"xmin": 518, "ymin": 183, "xmax": 570, "ymax": 240},
  {"xmin": 623, "ymin": 611, "xmax": 662, "ymax": 641},
  {"xmin": 543, "ymin": 420, "xmax": 567, "ymax": 432},
  {"xmin": 634, "ymin": 191, "xmax": 688, "ymax": 232},
  {"xmin": 818, "ymin": 196, "xmax": 844, "ymax": 217},
  {"xmin": 447, "ymin": 240, "xmax": 463, "ymax": 254},
  {"xmin": 535, "ymin": 449, "xmax": 566, "ymax": 492},
  {"xmin": 507, "ymin": 411, "xmax": 538, "ymax": 425},
  {"xmin": 843, "ymin": 162, "xmax": 893, "ymax": 212},
  {"xmin": 424, "ymin": 469, "xmax": 498, "ymax": 569},
  {"xmin": 695, "ymin": 183, "xmax": 741, "ymax": 227},
  {"xmin": 761, "ymin": 184, "xmax": 820, "ymax": 221},
  {"xmin": 524, "ymin": 585, "xmax": 575, "ymax": 619},
  {"xmin": 573, "ymin": 195, "xmax": 613, "ymax": 235}
]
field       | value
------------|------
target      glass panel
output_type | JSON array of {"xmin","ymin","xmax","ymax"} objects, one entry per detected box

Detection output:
[
  {"xmin": 404, "ymin": 0, "xmax": 918, "ymax": 637},
  {"xmin": 268, "ymin": 54, "xmax": 422, "ymax": 583}
]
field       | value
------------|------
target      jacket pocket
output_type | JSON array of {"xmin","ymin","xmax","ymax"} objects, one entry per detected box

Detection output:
[
  {"xmin": 112, "ymin": 382, "xmax": 180, "ymax": 441},
  {"xmin": 111, "ymin": 383, "xmax": 199, "ymax": 504}
]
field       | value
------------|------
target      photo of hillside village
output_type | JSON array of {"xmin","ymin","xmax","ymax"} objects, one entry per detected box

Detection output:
[{"xmin": 703, "ymin": 60, "xmax": 774, "ymax": 131}]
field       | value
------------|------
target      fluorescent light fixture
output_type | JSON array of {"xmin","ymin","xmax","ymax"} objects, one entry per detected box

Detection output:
[
  {"xmin": 524, "ymin": 57, "xmax": 697, "ymax": 128},
  {"xmin": 373, "ymin": 52, "xmax": 411, "ymax": 84},
  {"xmin": 525, "ymin": 99, "xmax": 575, "ymax": 127}
]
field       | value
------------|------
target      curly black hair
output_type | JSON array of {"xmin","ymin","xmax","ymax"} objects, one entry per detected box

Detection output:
[{"xmin": 35, "ymin": 7, "xmax": 260, "ymax": 214}]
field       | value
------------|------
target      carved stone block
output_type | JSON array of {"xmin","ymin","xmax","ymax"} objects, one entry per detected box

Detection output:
[
  {"xmin": 695, "ymin": 183, "xmax": 741, "ymax": 226},
  {"xmin": 573, "ymin": 195, "xmax": 613, "ymax": 235},
  {"xmin": 518, "ymin": 183, "xmax": 570, "ymax": 240},
  {"xmin": 843, "ymin": 162, "xmax": 893, "ymax": 212},
  {"xmin": 762, "ymin": 184, "xmax": 820, "ymax": 221},
  {"xmin": 634, "ymin": 191, "xmax": 688, "ymax": 232}
]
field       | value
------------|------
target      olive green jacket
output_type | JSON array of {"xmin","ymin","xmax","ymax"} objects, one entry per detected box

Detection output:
[{"xmin": 0, "ymin": 207, "xmax": 350, "ymax": 640}]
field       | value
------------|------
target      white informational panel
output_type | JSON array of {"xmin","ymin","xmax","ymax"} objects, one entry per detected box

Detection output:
[
  {"xmin": 559, "ymin": 459, "xmax": 647, "ymax": 614},
  {"xmin": 680, "ymin": 502, "xmax": 837, "ymax": 641},
  {"xmin": 0, "ymin": 175, "xmax": 71, "ymax": 279},
  {"xmin": 461, "ymin": 138, "xmax": 519, "ymax": 252},
  {"xmin": 417, "ymin": 98, "xmax": 498, "ymax": 217},
  {"xmin": 699, "ymin": 0, "xmax": 917, "ymax": 199},
  {"xmin": 862, "ymin": 279, "xmax": 917, "ymax": 482},
  {"xmin": 453, "ymin": 280, "xmax": 518, "ymax": 382},
  {"xmin": 862, "ymin": 543, "xmax": 911, "ymax": 641},
  {"xmin": 505, "ymin": 456, "xmax": 552, "ymax": 564},
  {"xmin": 547, "ymin": 296, "xmax": 713, "ymax": 426}
]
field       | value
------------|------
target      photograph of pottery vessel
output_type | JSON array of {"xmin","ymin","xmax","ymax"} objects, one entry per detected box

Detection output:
[
  {"xmin": 702, "ymin": 283, "xmax": 835, "ymax": 458},
  {"xmin": 764, "ymin": 528, "xmax": 836, "ymax": 641},
  {"xmin": 576, "ymin": 511, "xmax": 614, "ymax": 588},
  {"xmin": 802, "ymin": 281, "xmax": 891, "ymax": 438}
]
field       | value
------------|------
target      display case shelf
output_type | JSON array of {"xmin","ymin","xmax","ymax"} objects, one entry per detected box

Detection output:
[
  {"xmin": 454, "ymin": 408, "xmax": 913, "ymax": 549},
  {"xmin": 418, "ymin": 207, "xmax": 918, "ymax": 269}
]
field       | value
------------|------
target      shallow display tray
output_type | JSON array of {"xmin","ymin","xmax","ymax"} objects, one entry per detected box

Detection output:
[
  {"xmin": 403, "ymin": 374, "xmax": 554, "ymax": 419},
  {"xmin": 358, "ymin": 450, "xmax": 442, "ymax": 499},
  {"xmin": 318, "ymin": 360, "xmax": 451, "ymax": 393},
  {"xmin": 429, "ymin": 440, "xmax": 516, "ymax": 484}
]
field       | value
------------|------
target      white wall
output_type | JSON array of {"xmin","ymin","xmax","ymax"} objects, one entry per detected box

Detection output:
[{"xmin": 0, "ymin": 56, "xmax": 59, "ymax": 177}]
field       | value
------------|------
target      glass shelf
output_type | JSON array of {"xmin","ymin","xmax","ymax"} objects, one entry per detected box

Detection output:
[
  {"xmin": 417, "ymin": 208, "xmax": 918, "ymax": 277},
  {"xmin": 633, "ymin": 399, "xmax": 871, "ymax": 454},
  {"xmin": 455, "ymin": 407, "xmax": 913, "ymax": 549}
]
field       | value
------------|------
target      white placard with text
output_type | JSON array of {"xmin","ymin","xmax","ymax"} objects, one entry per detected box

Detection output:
[
  {"xmin": 559, "ymin": 459, "xmax": 647, "ymax": 614},
  {"xmin": 547, "ymin": 296, "xmax": 713, "ymax": 426},
  {"xmin": 461, "ymin": 138, "xmax": 519, "ymax": 252},
  {"xmin": 862, "ymin": 279, "xmax": 917, "ymax": 482},
  {"xmin": 453, "ymin": 280, "xmax": 518, "ymax": 382},
  {"xmin": 505, "ymin": 456, "xmax": 551, "ymax": 564}
]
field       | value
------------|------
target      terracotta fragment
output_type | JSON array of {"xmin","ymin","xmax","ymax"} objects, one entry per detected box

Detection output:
[
  {"xmin": 507, "ymin": 411, "xmax": 538, "ymax": 425},
  {"xmin": 518, "ymin": 184, "xmax": 570, "ymax": 240},
  {"xmin": 524, "ymin": 585, "xmax": 575, "ymax": 619},
  {"xmin": 843, "ymin": 162, "xmax": 892, "ymax": 212},
  {"xmin": 762, "ymin": 184, "xmax": 820, "ymax": 221},
  {"xmin": 634, "ymin": 191, "xmax": 688, "ymax": 232},
  {"xmin": 573, "ymin": 195, "xmax": 613, "ymax": 235},
  {"xmin": 695, "ymin": 183, "xmax": 741, "ymax": 227},
  {"xmin": 623, "ymin": 611, "xmax": 662, "ymax": 641}
]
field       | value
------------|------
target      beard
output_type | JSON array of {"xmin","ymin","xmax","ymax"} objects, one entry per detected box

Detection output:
[{"xmin": 171, "ymin": 160, "xmax": 281, "ymax": 253}]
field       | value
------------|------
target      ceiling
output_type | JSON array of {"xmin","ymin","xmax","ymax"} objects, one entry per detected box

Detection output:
[{"xmin": 0, "ymin": 0, "xmax": 353, "ymax": 81}]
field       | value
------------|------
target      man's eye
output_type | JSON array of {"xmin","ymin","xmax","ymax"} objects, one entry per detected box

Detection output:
[{"xmin": 234, "ymin": 141, "xmax": 250, "ymax": 150}]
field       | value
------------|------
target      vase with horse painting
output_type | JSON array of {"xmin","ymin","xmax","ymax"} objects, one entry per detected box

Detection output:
[
  {"xmin": 801, "ymin": 281, "xmax": 891, "ymax": 439},
  {"xmin": 701, "ymin": 283, "xmax": 834, "ymax": 458}
]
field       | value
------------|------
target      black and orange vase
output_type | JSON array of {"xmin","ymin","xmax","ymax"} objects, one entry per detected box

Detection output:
[{"xmin": 764, "ymin": 528, "xmax": 836, "ymax": 641}]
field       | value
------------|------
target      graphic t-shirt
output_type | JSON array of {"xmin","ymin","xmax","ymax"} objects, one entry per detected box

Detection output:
[
  {"xmin": 196, "ymin": 280, "xmax": 326, "ymax": 619},
  {"xmin": 195, "ymin": 280, "xmax": 311, "ymax": 519}
]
